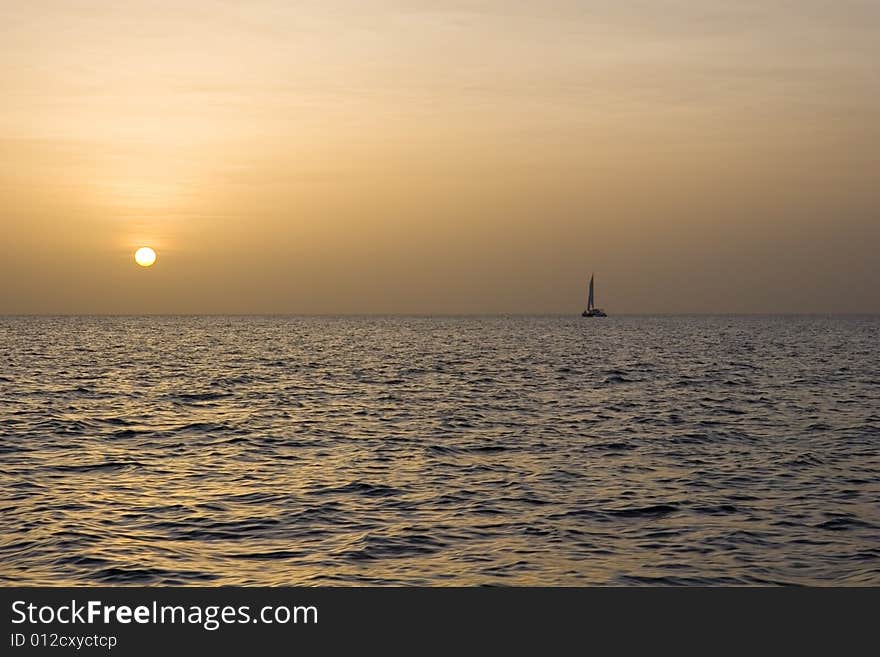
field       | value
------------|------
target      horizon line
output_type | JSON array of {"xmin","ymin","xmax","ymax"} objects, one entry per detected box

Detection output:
[{"xmin": 2, "ymin": 312, "xmax": 879, "ymax": 318}]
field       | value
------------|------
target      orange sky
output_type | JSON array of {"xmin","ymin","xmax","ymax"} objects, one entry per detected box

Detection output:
[{"xmin": 2, "ymin": 1, "xmax": 878, "ymax": 313}]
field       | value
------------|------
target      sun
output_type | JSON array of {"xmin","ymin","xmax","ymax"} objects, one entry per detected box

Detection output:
[{"xmin": 134, "ymin": 247, "xmax": 157, "ymax": 267}]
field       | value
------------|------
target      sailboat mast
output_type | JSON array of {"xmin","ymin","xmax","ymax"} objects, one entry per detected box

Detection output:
[{"xmin": 588, "ymin": 274, "xmax": 594, "ymax": 311}]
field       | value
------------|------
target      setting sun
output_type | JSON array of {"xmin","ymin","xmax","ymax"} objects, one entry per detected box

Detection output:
[{"xmin": 134, "ymin": 247, "xmax": 157, "ymax": 267}]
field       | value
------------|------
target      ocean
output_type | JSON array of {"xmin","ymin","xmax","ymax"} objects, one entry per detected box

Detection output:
[{"xmin": 1, "ymin": 315, "xmax": 878, "ymax": 585}]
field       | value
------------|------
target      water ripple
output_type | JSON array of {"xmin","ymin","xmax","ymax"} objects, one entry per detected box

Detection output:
[{"xmin": 0, "ymin": 315, "xmax": 879, "ymax": 585}]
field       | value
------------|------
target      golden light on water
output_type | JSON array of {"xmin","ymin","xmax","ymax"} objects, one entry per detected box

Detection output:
[{"xmin": 134, "ymin": 247, "xmax": 157, "ymax": 267}]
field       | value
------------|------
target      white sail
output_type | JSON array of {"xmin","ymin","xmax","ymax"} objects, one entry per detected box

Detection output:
[{"xmin": 581, "ymin": 272, "xmax": 606, "ymax": 317}]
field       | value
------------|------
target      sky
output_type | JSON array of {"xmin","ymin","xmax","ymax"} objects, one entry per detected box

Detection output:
[{"xmin": 1, "ymin": 0, "xmax": 878, "ymax": 314}]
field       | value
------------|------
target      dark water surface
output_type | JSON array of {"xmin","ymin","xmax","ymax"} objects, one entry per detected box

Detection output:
[{"xmin": 1, "ymin": 315, "xmax": 878, "ymax": 585}]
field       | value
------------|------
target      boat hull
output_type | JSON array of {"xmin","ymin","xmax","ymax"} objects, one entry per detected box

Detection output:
[{"xmin": 581, "ymin": 309, "xmax": 607, "ymax": 317}]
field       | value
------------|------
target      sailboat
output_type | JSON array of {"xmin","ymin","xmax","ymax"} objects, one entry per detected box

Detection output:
[{"xmin": 581, "ymin": 273, "xmax": 607, "ymax": 317}]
